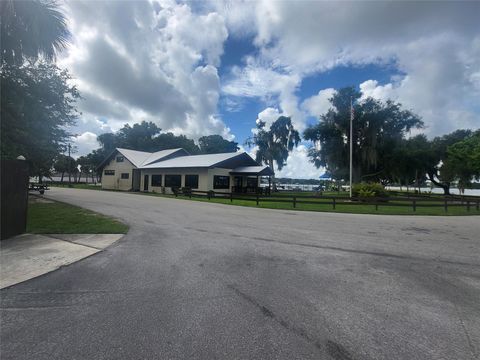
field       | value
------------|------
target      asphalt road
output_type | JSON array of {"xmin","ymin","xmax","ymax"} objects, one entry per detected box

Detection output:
[{"xmin": 1, "ymin": 188, "xmax": 480, "ymax": 360}]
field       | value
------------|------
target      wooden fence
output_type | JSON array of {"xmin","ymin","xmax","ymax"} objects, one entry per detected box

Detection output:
[{"xmin": 172, "ymin": 189, "xmax": 480, "ymax": 213}]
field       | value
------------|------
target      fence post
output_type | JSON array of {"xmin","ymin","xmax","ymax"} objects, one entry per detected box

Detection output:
[
  {"xmin": 412, "ymin": 199, "xmax": 416, "ymax": 212},
  {"xmin": 375, "ymin": 203, "xmax": 378, "ymax": 211},
  {"xmin": 476, "ymin": 200, "xmax": 479, "ymax": 211},
  {"xmin": 256, "ymin": 193, "xmax": 259, "ymax": 206},
  {"xmin": 293, "ymin": 196, "xmax": 296, "ymax": 208},
  {"xmin": 208, "ymin": 191, "xmax": 211, "ymax": 200},
  {"xmin": 230, "ymin": 192, "xmax": 233, "ymax": 203},
  {"xmin": 333, "ymin": 198, "xmax": 336, "ymax": 210},
  {"xmin": 467, "ymin": 200, "xmax": 470, "ymax": 212},
  {"xmin": 444, "ymin": 198, "xmax": 448, "ymax": 212}
]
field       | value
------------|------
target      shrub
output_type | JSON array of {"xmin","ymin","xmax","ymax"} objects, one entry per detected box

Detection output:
[{"xmin": 352, "ymin": 183, "xmax": 388, "ymax": 198}]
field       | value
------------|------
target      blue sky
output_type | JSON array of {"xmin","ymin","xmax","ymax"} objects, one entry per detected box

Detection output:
[
  {"xmin": 61, "ymin": 1, "xmax": 480, "ymax": 178},
  {"xmin": 219, "ymin": 37, "xmax": 403, "ymax": 144}
]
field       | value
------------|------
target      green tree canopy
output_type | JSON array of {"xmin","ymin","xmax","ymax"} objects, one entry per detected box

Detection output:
[
  {"xmin": 1, "ymin": 0, "xmax": 70, "ymax": 65},
  {"xmin": 421, "ymin": 129, "xmax": 473, "ymax": 194},
  {"xmin": 96, "ymin": 121, "xmax": 201, "ymax": 155},
  {"xmin": 442, "ymin": 130, "xmax": 480, "ymax": 192},
  {"xmin": 246, "ymin": 116, "xmax": 300, "ymax": 187},
  {"xmin": 1, "ymin": 0, "xmax": 77, "ymax": 179},
  {"xmin": 53, "ymin": 154, "xmax": 75, "ymax": 182},
  {"xmin": 304, "ymin": 87, "xmax": 423, "ymax": 183},
  {"xmin": 1, "ymin": 63, "xmax": 80, "ymax": 177},
  {"xmin": 198, "ymin": 135, "xmax": 239, "ymax": 154}
]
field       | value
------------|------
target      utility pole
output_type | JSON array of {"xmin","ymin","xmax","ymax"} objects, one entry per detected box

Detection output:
[
  {"xmin": 349, "ymin": 97, "xmax": 353, "ymax": 198},
  {"xmin": 68, "ymin": 143, "xmax": 72, "ymax": 187}
]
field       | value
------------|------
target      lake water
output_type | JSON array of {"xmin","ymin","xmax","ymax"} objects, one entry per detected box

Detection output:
[
  {"xmin": 386, "ymin": 186, "xmax": 480, "ymax": 196},
  {"xmin": 264, "ymin": 183, "xmax": 480, "ymax": 196}
]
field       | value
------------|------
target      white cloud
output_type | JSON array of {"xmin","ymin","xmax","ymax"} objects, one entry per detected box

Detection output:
[
  {"xmin": 61, "ymin": 0, "xmax": 231, "ymax": 142},
  {"xmin": 302, "ymin": 88, "xmax": 336, "ymax": 117},
  {"xmin": 59, "ymin": 0, "xmax": 480, "ymax": 160},
  {"xmin": 224, "ymin": 1, "xmax": 480, "ymax": 136},
  {"xmin": 246, "ymin": 143, "xmax": 321, "ymax": 180},
  {"xmin": 276, "ymin": 145, "xmax": 323, "ymax": 179},
  {"xmin": 359, "ymin": 80, "xmax": 394, "ymax": 102},
  {"xmin": 72, "ymin": 132, "xmax": 99, "ymax": 157},
  {"xmin": 256, "ymin": 107, "xmax": 282, "ymax": 128}
]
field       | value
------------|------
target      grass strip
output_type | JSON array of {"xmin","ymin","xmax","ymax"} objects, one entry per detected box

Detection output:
[{"xmin": 27, "ymin": 198, "xmax": 128, "ymax": 234}]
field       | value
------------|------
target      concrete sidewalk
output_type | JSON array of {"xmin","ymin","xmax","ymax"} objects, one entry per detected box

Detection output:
[{"xmin": 0, "ymin": 233, "xmax": 123, "ymax": 289}]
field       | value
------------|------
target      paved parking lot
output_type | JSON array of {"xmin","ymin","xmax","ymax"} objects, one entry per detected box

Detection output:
[{"xmin": 1, "ymin": 187, "xmax": 479, "ymax": 359}]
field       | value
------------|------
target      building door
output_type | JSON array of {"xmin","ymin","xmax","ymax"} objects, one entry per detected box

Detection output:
[
  {"xmin": 144, "ymin": 175, "xmax": 149, "ymax": 191},
  {"xmin": 132, "ymin": 169, "xmax": 141, "ymax": 191},
  {"xmin": 233, "ymin": 176, "xmax": 243, "ymax": 192}
]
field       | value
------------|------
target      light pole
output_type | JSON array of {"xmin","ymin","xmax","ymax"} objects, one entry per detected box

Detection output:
[{"xmin": 349, "ymin": 97, "xmax": 354, "ymax": 198}]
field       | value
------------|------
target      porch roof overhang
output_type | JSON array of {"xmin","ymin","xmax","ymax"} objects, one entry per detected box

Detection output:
[{"xmin": 230, "ymin": 165, "xmax": 274, "ymax": 176}]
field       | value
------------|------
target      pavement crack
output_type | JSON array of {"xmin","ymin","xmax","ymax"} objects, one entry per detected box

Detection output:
[
  {"xmin": 227, "ymin": 284, "xmax": 324, "ymax": 352},
  {"xmin": 326, "ymin": 340, "xmax": 356, "ymax": 360}
]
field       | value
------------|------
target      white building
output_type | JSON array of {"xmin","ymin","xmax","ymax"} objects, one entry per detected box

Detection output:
[{"xmin": 98, "ymin": 148, "xmax": 273, "ymax": 194}]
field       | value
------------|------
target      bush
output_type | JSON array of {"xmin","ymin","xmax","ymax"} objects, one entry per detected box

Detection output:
[{"xmin": 352, "ymin": 183, "xmax": 388, "ymax": 198}]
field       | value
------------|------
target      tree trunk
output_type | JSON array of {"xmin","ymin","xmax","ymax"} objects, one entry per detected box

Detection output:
[
  {"xmin": 61, "ymin": 172, "xmax": 64, "ymax": 183},
  {"xmin": 415, "ymin": 169, "xmax": 419, "ymax": 193},
  {"xmin": 427, "ymin": 172, "xmax": 450, "ymax": 195}
]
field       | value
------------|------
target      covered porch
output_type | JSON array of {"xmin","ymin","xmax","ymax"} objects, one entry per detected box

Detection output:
[{"xmin": 229, "ymin": 166, "xmax": 274, "ymax": 195}]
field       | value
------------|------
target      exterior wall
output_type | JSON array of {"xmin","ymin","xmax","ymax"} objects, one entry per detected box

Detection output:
[
  {"xmin": 101, "ymin": 154, "xmax": 135, "ymax": 191},
  {"xmin": 139, "ymin": 167, "xmax": 262, "ymax": 194},
  {"xmin": 140, "ymin": 168, "xmax": 209, "ymax": 194}
]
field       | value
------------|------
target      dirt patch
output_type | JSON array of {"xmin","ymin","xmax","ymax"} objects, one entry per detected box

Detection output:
[{"xmin": 29, "ymin": 195, "xmax": 54, "ymax": 204}]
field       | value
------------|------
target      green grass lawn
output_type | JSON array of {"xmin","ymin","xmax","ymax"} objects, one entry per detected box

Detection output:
[
  {"xmin": 27, "ymin": 198, "xmax": 129, "ymax": 234},
  {"xmin": 47, "ymin": 185, "xmax": 480, "ymax": 216},
  {"xmin": 145, "ymin": 193, "xmax": 480, "ymax": 216}
]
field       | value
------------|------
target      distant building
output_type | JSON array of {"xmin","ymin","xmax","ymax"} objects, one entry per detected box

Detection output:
[{"xmin": 98, "ymin": 148, "xmax": 273, "ymax": 193}]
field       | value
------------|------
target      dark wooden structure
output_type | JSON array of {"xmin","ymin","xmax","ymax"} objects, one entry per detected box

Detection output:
[{"xmin": 1, "ymin": 159, "xmax": 29, "ymax": 240}]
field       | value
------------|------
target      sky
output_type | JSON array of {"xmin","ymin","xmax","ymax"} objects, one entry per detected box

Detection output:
[{"xmin": 59, "ymin": 0, "xmax": 480, "ymax": 179}]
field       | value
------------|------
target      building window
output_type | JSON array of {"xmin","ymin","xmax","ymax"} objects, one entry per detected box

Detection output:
[
  {"xmin": 185, "ymin": 174, "xmax": 199, "ymax": 189},
  {"xmin": 165, "ymin": 175, "xmax": 181, "ymax": 187},
  {"xmin": 213, "ymin": 175, "xmax": 230, "ymax": 189},
  {"xmin": 121, "ymin": 173, "xmax": 129, "ymax": 179},
  {"xmin": 152, "ymin": 175, "xmax": 162, "ymax": 187},
  {"xmin": 247, "ymin": 177, "xmax": 257, "ymax": 187},
  {"xmin": 116, "ymin": 156, "xmax": 124, "ymax": 162},
  {"xmin": 104, "ymin": 170, "xmax": 115, "ymax": 176}
]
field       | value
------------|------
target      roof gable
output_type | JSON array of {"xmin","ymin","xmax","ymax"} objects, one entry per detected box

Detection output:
[
  {"xmin": 98, "ymin": 147, "xmax": 190, "ymax": 169},
  {"xmin": 142, "ymin": 148, "xmax": 189, "ymax": 166},
  {"xmin": 116, "ymin": 148, "xmax": 152, "ymax": 167}
]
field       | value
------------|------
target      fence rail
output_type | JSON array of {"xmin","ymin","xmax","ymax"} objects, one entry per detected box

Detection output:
[{"xmin": 172, "ymin": 189, "xmax": 480, "ymax": 213}]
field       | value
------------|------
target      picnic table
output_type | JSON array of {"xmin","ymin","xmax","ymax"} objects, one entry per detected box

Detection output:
[{"xmin": 28, "ymin": 182, "xmax": 49, "ymax": 195}]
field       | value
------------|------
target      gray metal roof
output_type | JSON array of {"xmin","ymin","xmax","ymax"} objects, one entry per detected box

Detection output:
[
  {"xmin": 116, "ymin": 148, "xmax": 186, "ymax": 167},
  {"xmin": 140, "ymin": 152, "xmax": 252, "ymax": 169},
  {"xmin": 141, "ymin": 148, "xmax": 188, "ymax": 166},
  {"xmin": 230, "ymin": 165, "xmax": 274, "ymax": 176}
]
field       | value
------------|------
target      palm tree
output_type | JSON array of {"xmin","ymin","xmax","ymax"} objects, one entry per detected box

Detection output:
[
  {"xmin": 1, "ymin": 0, "xmax": 70, "ymax": 65},
  {"xmin": 246, "ymin": 116, "xmax": 300, "ymax": 190}
]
